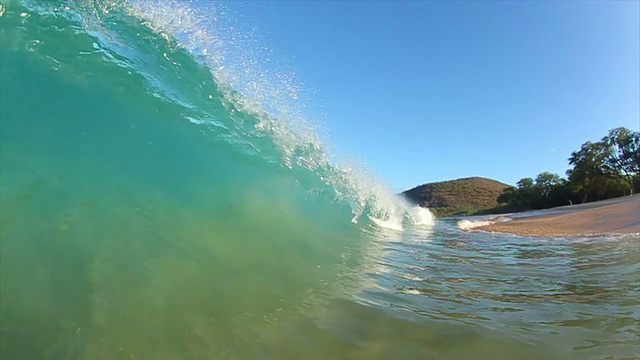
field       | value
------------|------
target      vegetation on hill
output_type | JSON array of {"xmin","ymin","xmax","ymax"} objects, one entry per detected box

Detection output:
[{"xmin": 402, "ymin": 177, "xmax": 512, "ymax": 217}]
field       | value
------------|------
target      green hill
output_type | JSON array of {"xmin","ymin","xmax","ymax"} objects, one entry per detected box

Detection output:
[{"xmin": 402, "ymin": 177, "xmax": 513, "ymax": 217}]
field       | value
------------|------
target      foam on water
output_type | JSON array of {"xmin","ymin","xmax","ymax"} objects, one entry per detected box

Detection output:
[
  {"xmin": 457, "ymin": 219, "xmax": 495, "ymax": 230},
  {"xmin": 369, "ymin": 215, "xmax": 404, "ymax": 232}
]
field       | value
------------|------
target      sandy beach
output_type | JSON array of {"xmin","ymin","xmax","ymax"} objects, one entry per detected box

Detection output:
[{"xmin": 477, "ymin": 195, "xmax": 640, "ymax": 236}]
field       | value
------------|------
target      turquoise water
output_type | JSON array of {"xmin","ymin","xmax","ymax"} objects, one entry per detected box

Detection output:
[{"xmin": 1, "ymin": 1, "xmax": 639, "ymax": 359}]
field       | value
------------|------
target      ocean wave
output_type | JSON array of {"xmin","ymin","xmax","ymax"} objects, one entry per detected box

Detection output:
[{"xmin": 23, "ymin": 0, "xmax": 433, "ymax": 227}]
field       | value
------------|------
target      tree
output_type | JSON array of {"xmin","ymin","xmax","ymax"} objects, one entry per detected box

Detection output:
[
  {"xmin": 567, "ymin": 141, "xmax": 609, "ymax": 203},
  {"xmin": 497, "ymin": 187, "xmax": 517, "ymax": 205},
  {"xmin": 601, "ymin": 127, "xmax": 640, "ymax": 194},
  {"xmin": 515, "ymin": 177, "xmax": 537, "ymax": 208},
  {"xmin": 532, "ymin": 172, "xmax": 571, "ymax": 208},
  {"xmin": 517, "ymin": 177, "xmax": 534, "ymax": 189},
  {"xmin": 534, "ymin": 172, "xmax": 563, "ymax": 198}
]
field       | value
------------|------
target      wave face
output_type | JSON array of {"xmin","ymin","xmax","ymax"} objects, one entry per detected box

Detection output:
[{"xmin": 0, "ymin": 0, "xmax": 432, "ymax": 358}]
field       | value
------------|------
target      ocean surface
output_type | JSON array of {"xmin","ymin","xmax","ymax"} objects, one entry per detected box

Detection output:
[{"xmin": 1, "ymin": 1, "xmax": 639, "ymax": 359}]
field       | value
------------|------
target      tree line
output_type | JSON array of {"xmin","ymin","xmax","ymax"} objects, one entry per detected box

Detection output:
[{"xmin": 498, "ymin": 127, "xmax": 639, "ymax": 211}]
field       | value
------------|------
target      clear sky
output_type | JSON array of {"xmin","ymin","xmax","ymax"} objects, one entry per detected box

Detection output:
[{"xmin": 228, "ymin": 1, "xmax": 639, "ymax": 191}]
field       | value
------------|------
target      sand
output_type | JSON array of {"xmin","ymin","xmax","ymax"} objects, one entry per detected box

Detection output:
[{"xmin": 476, "ymin": 196, "xmax": 640, "ymax": 236}]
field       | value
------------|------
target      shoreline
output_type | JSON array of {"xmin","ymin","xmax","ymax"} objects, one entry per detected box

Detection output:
[{"xmin": 474, "ymin": 195, "xmax": 640, "ymax": 236}]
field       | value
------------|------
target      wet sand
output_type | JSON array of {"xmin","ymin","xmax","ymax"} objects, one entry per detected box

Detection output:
[{"xmin": 477, "ymin": 196, "xmax": 640, "ymax": 236}]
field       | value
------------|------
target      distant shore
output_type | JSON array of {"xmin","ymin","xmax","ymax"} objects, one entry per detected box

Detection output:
[{"xmin": 475, "ymin": 195, "xmax": 640, "ymax": 236}]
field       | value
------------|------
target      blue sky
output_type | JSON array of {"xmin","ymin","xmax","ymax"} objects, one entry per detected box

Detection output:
[{"xmin": 230, "ymin": 1, "xmax": 639, "ymax": 191}]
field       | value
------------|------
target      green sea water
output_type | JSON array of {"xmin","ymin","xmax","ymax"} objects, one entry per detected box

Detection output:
[{"xmin": 1, "ymin": 1, "xmax": 639, "ymax": 359}]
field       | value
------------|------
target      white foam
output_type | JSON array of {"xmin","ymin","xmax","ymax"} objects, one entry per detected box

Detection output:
[
  {"xmin": 457, "ymin": 219, "xmax": 494, "ymax": 230},
  {"xmin": 403, "ymin": 288, "xmax": 422, "ymax": 295},
  {"xmin": 369, "ymin": 215, "xmax": 404, "ymax": 232},
  {"xmin": 409, "ymin": 206, "xmax": 435, "ymax": 226}
]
